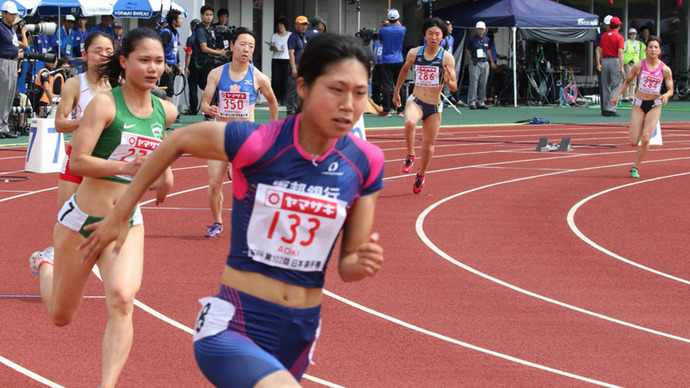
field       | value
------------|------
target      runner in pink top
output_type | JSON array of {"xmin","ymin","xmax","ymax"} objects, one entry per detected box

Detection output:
[{"xmin": 611, "ymin": 35, "xmax": 673, "ymax": 178}]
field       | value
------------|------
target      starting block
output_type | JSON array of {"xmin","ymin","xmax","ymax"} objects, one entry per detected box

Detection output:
[
  {"xmin": 25, "ymin": 118, "xmax": 66, "ymax": 173},
  {"xmin": 536, "ymin": 137, "xmax": 572, "ymax": 152}
]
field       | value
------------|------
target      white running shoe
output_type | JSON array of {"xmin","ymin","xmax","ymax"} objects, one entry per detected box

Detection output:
[{"xmin": 29, "ymin": 247, "xmax": 54, "ymax": 275}]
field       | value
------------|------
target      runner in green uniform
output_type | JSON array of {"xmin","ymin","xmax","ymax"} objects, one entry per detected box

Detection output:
[{"xmin": 29, "ymin": 27, "xmax": 178, "ymax": 388}]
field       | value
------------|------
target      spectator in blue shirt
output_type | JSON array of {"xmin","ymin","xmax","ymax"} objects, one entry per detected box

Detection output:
[
  {"xmin": 91, "ymin": 15, "xmax": 114, "ymax": 39},
  {"xmin": 371, "ymin": 23, "xmax": 386, "ymax": 106},
  {"xmin": 377, "ymin": 8, "xmax": 406, "ymax": 116},
  {"xmin": 285, "ymin": 15, "xmax": 308, "ymax": 115},
  {"xmin": 464, "ymin": 21, "xmax": 496, "ymax": 109},
  {"xmin": 67, "ymin": 14, "xmax": 89, "ymax": 72},
  {"xmin": 305, "ymin": 15, "xmax": 326, "ymax": 42},
  {"xmin": 54, "ymin": 15, "xmax": 74, "ymax": 58}
]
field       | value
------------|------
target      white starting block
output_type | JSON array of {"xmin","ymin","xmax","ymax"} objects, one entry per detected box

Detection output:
[
  {"xmin": 351, "ymin": 113, "xmax": 366, "ymax": 140},
  {"xmin": 25, "ymin": 118, "xmax": 66, "ymax": 173}
]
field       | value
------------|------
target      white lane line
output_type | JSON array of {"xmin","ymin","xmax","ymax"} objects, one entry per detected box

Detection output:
[
  {"xmin": 0, "ymin": 355, "xmax": 64, "ymax": 387},
  {"xmin": 325, "ymin": 291, "xmax": 620, "ymax": 387},
  {"xmin": 567, "ymin": 172, "xmax": 690, "ymax": 285},
  {"xmin": 416, "ymin": 157, "xmax": 690, "ymax": 345}
]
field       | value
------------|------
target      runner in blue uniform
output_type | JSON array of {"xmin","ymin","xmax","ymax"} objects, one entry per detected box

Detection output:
[
  {"xmin": 393, "ymin": 17, "xmax": 457, "ymax": 194},
  {"xmin": 200, "ymin": 27, "xmax": 278, "ymax": 238},
  {"xmin": 79, "ymin": 33, "xmax": 384, "ymax": 388},
  {"xmin": 29, "ymin": 28, "xmax": 178, "ymax": 388}
]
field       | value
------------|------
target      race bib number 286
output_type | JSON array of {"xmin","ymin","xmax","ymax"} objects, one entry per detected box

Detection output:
[{"xmin": 246, "ymin": 184, "xmax": 347, "ymax": 272}]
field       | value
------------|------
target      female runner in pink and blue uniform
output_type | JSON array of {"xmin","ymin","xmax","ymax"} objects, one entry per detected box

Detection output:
[
  {"xmin": 611, "ymin": 35, "xmax": 673, "ymax": 178},
  {"xmin": 78, "ymin": 33, "xmax": 385, "ymax": 388}
]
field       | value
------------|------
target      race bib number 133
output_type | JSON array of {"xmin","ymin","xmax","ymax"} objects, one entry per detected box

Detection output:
[{"xmin": 246, "ymin": 184, "xmax": 347, "ymax": 272}]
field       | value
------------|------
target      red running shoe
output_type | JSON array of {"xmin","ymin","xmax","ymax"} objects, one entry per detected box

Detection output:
[
  {"xmin": 412, "ymin": 174, "xmax": 425, "ymax": 194},
  {"xmin": 401, "ymin": 154, "xmax": 415, "ymax": 173}
]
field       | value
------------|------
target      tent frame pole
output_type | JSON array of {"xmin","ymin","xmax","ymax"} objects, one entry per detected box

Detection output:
[{"xmin": 512, "ymin": 27, "xmax": 517, "ymax": 107}]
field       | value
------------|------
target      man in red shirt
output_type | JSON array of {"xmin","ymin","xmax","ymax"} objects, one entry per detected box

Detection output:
[{"xmin": 596, "ymin": 16, "xmax": 625, "ymax": 117}]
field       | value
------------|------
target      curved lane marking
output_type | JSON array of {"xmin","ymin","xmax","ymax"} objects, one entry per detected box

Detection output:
[
  {"xmin": 416, "ymin": 157, "xmax": 690, "ymax": 345},
  {"xmin": 567, "ymin": 172, "xmax": 690, "ymax": 285}
]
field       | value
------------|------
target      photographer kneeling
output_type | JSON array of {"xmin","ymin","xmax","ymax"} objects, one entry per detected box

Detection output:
[{"xmin": 34, "ymin": 56, "xmax": 69, "ymax": 117}]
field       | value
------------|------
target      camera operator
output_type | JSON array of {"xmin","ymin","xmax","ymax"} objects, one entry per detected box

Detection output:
[
  {"xmin": 378, "ymin": 8, "xmax": 406, "ymax": 117},
  {"xmin": 193, "ymin": 6, "xmax": 228, "ymax": 94},
  {"xmin": 34, "ymin": 56, "xmax": 68, "ymax": 117},
  {"xmin": 0, "ymin": 1, "xmax": 28, "ymax": 138},
  {"xmin": 159, "ymin": 9, "xmax": 182, "ymax": 102},
  {"xmin": 213, "ymin": 8, "xmax": 229, "ymax": 50}
]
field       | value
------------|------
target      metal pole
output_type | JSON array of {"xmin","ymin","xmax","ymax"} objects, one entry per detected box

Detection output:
[{"xmin": 513, "ymin": 27, "xmax": 517, "ymax": 107}]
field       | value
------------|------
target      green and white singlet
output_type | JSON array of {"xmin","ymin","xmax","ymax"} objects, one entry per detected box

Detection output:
[{"xmin": 91, "ymin": 87, "xmax": 167, "ymax": 184}]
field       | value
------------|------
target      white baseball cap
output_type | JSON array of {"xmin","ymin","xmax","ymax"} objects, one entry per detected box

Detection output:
[
  {"xmin": 1, "ymin": 1, "xmax": 19, "ymax": 15},
  {"xmin": 387, "ymin": 8, "xmax": 399, "ymax": 21},
  {"xmin": 628, "ymin": 28, "xmax": 637, "ymax": 34},
  {"xmin": 65, "ymin": 15, "xmax": 75, "ymax": 21},
  {"xmin": 603, "ymin": 15, "xmax": 613, "ymax": 25},
  {"xmin": 475, "ymin": 21, "xmax": 486, "ymax": 29}
]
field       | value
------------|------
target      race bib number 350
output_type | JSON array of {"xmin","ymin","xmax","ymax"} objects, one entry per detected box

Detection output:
[
  {"xmin": 219, "ymin": 91, "xmax": 250, "ymax": 118},
  {"xmin": 246, "ymin": 184, "xmax": 347, "ymax": 272}
]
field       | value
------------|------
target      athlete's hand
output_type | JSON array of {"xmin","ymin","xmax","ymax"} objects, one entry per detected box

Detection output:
[
  {"xmin": 610, "ymin": 97, "xmax": 619, "ymax": 107},
  {"xmin": 124, "ymin": 156, "xmax": 146, "ymax": 177},
  {"xmin": 150, "ymin": 167, "xmax": 174, "ymax": 205},
  {"xmin": 353, "ymin": 233, "xmax": 384, "ymax": 278},
  {"xmin": 207, "ymin": 105, "xmax": 220, "ymax": 118},
  {"xmin": 393, "ymin": 94, "xmax": 401, "ymax": 108},
  {"xmin": 77, "ymin": 213, "xmax": 129, "ymax": 263},
  {"xmin": 443, "ymin": 65, "xmax": 453, "ymax": 84}
]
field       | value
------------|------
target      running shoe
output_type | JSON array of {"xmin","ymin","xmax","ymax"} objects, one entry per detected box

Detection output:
[
  {"xmin": 630, "ymin": 166, "xmax": 640, "ymax": 178},
  {"xmin": 401, "ymin": 154, "xmax": 416, "ymax": 173},
  {"xmin": 29, "ymin": 246, "xmax": 54, "ymax": 275},
  {"xmin": 412, "ymin": 174, "xmax": 425, "ymax": 194},
  {"xmin": 205, "ymin": 223, "xmax": 223, "ymax": 238}
]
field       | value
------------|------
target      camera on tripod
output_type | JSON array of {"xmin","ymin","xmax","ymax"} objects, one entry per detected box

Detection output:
[
  {"xmin": 355, "ymin": 27, "xmax": 378, "ymax": 46},
  {"xmin": 10, "ymin": 106, "xmax": 32, "ymax": 115}
]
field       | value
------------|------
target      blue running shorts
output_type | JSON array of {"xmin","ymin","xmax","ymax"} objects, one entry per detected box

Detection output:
[{"xmin": 193, "ymin": 285, "xmax": 321, "ymax": 388}]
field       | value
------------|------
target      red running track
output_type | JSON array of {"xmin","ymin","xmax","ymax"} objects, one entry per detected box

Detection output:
[{"xmin": 1, "ymin": 122, "xmax": 690, "ymax": 387}]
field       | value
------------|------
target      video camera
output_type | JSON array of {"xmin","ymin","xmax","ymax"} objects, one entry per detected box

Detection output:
[
  {"xmin": 214, "ymin": 25, "xmax": 236, "ymax": 42},
  {"xmin": 355, "ymin": 27, "xmax": 378, "ymax": 46}
]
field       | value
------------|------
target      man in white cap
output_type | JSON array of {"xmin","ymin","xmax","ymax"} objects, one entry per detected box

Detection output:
[
  {"xmin": 54, "ymin": 14, "xmax": 75, "ymax": 58},
  {"xmin": 377, "ymin": 8, "xmax": 406, "ymax": 117},
  {"xmin": 0, "ymin": 1, "xmax": 28, "ymax": 138},
  {"xmin": 622, "ymin": 27, "xmax": 645, "ymax": 101},
  {"xmin": 464, "ymin": 20, "xmax": 495, "ymax": 109}
]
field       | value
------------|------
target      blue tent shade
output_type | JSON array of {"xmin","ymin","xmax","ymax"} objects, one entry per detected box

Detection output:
[
  {"xmin": 33, "ymin": 0, "xmax": 81, "ymax": 16},
  {"xmin": 437, "ymin": 0, "xmax": 599, "ymax": 29}
]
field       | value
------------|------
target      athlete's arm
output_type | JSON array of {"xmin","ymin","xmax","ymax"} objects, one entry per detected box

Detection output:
[
  {"xmin": 443, "ymin": 50, "xmax": 458, "ymax": 92},
  {"xmin": 54, "ymin": 76, "xmax": 80, "ymax": 133},
  {"xmin": 77, "ymin": 121, "xmax": 228, "ymax": 260},
  {"xmin": 393, "ymin": 47, "xmax": 416, "ymax": 108},
  {"xmin": 256, "ymin": 70, "xmax": 279, "ymax": 121},
  {"xmin": 200, "ymin": 66, "xmax": 222, "ymax": 117},
  {"xmin": 662, "ymin": 65, "xmax": 674, "ymax": 104},
  {"xmin": 69, "ymin": 93, "xmax": 142, "ymax": 178},
  {"xmin": 337, "ymin": 192, "xmax": 383, "ymax": 282},
  {"xmin": 149, "ymin": 99, "xmax": 180, "ymax": 204}
]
